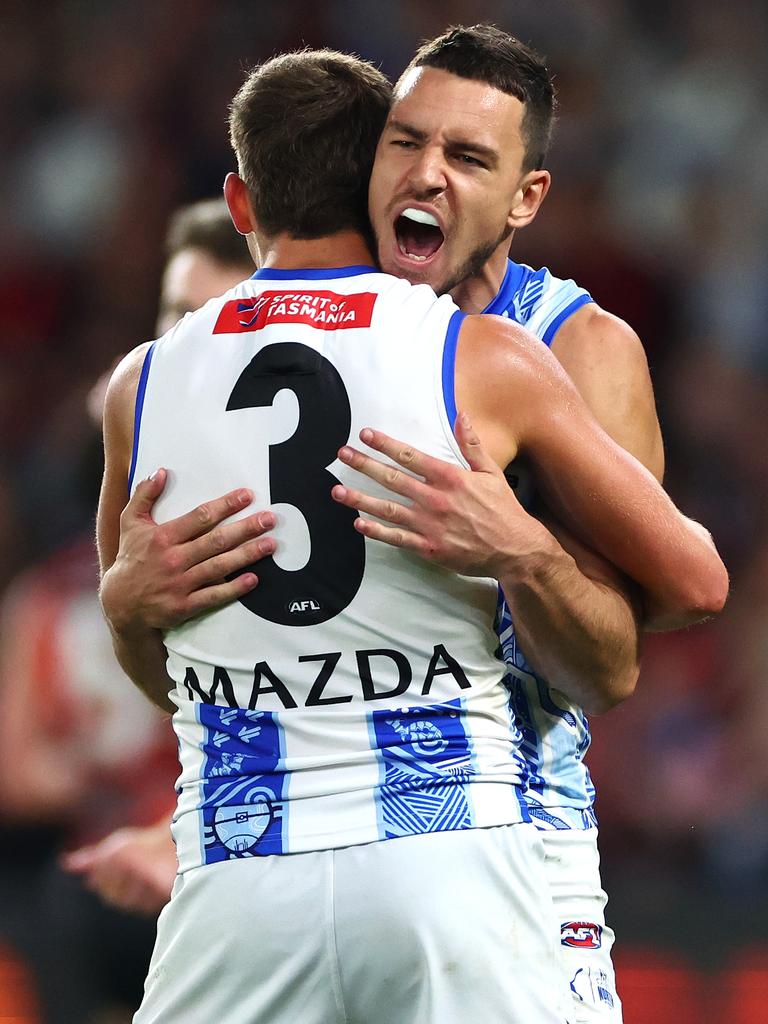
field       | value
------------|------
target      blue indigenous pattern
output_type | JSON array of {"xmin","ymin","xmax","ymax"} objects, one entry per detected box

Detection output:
[
  {"xmin": 484, "ymin": 261, "xmax": 598, "ymax": 826},
  {"xmin": 496, "ymin": 585, "xmax": 597, "ymax": 827},
  {"xmin": 197, "ymin": 705, "xmax": 287, "ymax": 862},
  {"xmin": 371, "ymin": 699, "xmax": 475, "ymax": 839}
]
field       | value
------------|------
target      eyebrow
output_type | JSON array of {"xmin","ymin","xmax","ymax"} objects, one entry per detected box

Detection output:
[
  {"xmin": 386, "ymin": 119, "xmax": 499, "ymax": 167},
  {"xmin": 387, "ymin": 119, "xmax": 428, "ymax": 142}
]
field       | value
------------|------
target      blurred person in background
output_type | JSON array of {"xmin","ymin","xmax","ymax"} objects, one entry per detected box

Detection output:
[
  {"xmin": 0, "ymin": 198, "xmax": 252, "ymax": 1024},
  {"xmin": 0, "ymin": 408, "xmax": 173, "ymax": 1022},
  {"xmin": 100, "ymin": 26, "xmax": 728, "ymax": 1024}
]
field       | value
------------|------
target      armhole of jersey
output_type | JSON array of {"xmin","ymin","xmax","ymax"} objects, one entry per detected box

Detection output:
[
  {"xmin": 127, "ymin": 341, "xmax": 157, "ymax": 496},
  {"xmin": 541, "ymin": 294, "xmax": 593, "ymax": 347},
  {"xmin": 441, "ymin": 309, "xmax": 466, "ymax": 431}
]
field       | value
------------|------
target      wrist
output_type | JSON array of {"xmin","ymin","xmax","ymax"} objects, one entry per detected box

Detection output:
[
  {"xmin": 99, "ymin": 565, "xmax": 151, "ymax": 637},
  {"xmin": 494, "ymin": 520, "xmax": 574, "ymax": 591}
]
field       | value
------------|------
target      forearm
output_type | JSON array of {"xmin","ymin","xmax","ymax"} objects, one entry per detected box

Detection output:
[
  {"xmin": 101, "ymin": 586, "xmax": 176, "ymax": 715},
  {"xmin": 497, "ymin": 527, "xmax": 641, "ymax": 714},
  {"xmin": 526, "ymin": 419, "xmax": 727, "ymax": 626}
]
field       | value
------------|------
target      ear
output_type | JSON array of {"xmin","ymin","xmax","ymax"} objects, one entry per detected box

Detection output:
[
  {"xmin": 507, "ymin": 169, "xmax": 551, "ymax": 231},
  {"xmin": 224, "ymin": 172, "xmax": 257, "ymax": 235}
]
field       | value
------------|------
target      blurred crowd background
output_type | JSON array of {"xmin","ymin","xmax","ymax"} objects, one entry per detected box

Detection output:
[{"xmin": 1, "ymin": 0, "xmax": 766, "ymax": 1020}]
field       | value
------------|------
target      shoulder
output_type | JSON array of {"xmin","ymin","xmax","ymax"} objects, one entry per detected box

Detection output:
[
  {"xmin": 104, "ymin": 342, "xmax": 154, "ymax": 422},
  {"xmin": 461, "ymin": 313, "xmax": 567, "ymax": 382},
  {"xmin": 454, "ymin": 314, "xmax": 575, "ymax": 464},
  {"xmin": 550, "ymin": 304, "xmax": 663, "ymax": 478},
  {"xmin": 551, "ymin": 303, "xmax": 648, "ymax": 370},
  {"xmin": 102, "ymin": 342, "xmax": 154, "ymax": 467}
]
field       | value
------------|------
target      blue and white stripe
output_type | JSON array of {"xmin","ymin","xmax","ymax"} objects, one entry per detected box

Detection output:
[{"xmin": 488, "ymin": 264, "xmax": 598, "ymax": 829}]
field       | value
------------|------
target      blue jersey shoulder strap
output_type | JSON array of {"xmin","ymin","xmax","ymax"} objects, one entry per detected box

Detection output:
[{"xmin": 483, "ymin": 260, "xmax": 593, "ymax": 347}]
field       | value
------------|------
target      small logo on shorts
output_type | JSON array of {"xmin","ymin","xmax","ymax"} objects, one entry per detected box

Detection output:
[
  {"xmin": 287, "ymin": 599, "xmax": 321, "ymax": 615},
  {"xmin": 561, "ymin": 922, "xmax": 603, "ymax": 949}
]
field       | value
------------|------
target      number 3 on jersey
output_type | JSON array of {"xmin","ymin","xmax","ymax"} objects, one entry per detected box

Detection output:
[{"xmin": 226, "ymin": 342, "xmax": 365, "ymax": 626}]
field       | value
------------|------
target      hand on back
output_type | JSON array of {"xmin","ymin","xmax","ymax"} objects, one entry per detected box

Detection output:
[
  {"xmin": 332, "ymin": 412, "xmax": 555, "ymax": 578},
  {"xmin": 100, "ymin": 469, "xmax": 277, "ymax": 633}
]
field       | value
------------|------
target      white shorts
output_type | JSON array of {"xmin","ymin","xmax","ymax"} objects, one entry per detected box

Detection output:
[
  {"xmin": 135, "ymin": 823, "xmax": 570, "ymax": 1024},
  {"xmin": 541, "ymin": 828, "xmax": 623, "ymax": 1023}
]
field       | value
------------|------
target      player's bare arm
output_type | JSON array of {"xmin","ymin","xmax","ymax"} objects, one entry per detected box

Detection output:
[
  {"xmin": 475, "ymin": 313, "xmax": 733, "ymax": 622},
  {"xmin": 335, "ymin": 306, "xmax": 659, "ymax": 712},
  {"xmin": 339, "ymin": 315, "xmax": 727, "ymax": 634},
  {"xmin": 550, "ymin": 303, "xmax": 721, "ymax": 630},
  {"xmin": 498, "ymin": 304, "xmax": 662, "ymax": 705},
  {"xmin": 486, "ymin": 306, "xmax": 662, "ymax": 706},
  {"xmin": 98, "ymin": 346, "xmax": 276, "ymax": 712},
  {"xmin": 457, "ymin": 314, "xmax": 728, "ymax": 626},
  {"xmin": 334, "ymin": 418, "xmax": 640, "ymax": 713}
]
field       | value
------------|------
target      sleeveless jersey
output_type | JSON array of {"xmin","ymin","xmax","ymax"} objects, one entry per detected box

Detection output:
[
  {"xmin": 130, "ymin": 266, "xmax": 529, "ymax": 872},
  {"xmin": 484, "ymin": 260, "xmax": 599, "ymax": 830}
]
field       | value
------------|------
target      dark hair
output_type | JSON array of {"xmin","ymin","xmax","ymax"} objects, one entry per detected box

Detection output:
[
  {"xmin": 165, "ymin": 197, "xmax": 251, "ymax": 267},
  {"xmin": 229, "ymin": 50, "xmax": 392, "ymax": 240},
  {"xmin": 401, "ymin": 24, "xmax": 555, "ymax": 171}
]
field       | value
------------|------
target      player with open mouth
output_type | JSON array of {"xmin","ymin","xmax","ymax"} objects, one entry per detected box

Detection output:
[{"xmin": 394, "ymin": 207, "xmax": 445, "ymax": 264}]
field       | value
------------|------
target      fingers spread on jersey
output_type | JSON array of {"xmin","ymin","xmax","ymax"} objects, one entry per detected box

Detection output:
[
  {"xmin": 180, "ymin": 511, "xmax": 275, "ymax": 572},
  {"xmin": 337, "ymin": 445, "xmax": 427, "ymax": 501},
  {"xmin": 184, "ymin": 538, "xmax": 273, "ymax": 588},
  {"xmin": 353, "ymin": 515, "xmax": 428, "ymax": 555},
  {"xmin": 331, "ymin": 484, "xmax": 413, "ymax": 528},
  {"xmin": 162, "ymin": 488, "xmax": 256, "ymax": 544},
  {"xmin": 183, "ymin": 574, "xmax": 259, "ymax": 618},
  {"xmin": 358, "ymin": 427, "xmax": 449, "ymax": 484}
]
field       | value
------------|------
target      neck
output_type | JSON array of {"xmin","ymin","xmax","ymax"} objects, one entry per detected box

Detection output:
[
  {"xmin": 448, "ymin": 238, "xmax": 513, "ymax": 315},
  {"xmin": 259, "ymin": 229, "xmax": 375, "ymax": 271}
]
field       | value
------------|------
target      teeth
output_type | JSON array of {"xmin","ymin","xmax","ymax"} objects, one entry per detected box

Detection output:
[
  {"xmin": 401, "ymin": 208, "xmax": 439, "ymax": 227},
  {"xmin": 398, "ymin": 241, "xmax": 430, "ymax": 261}
]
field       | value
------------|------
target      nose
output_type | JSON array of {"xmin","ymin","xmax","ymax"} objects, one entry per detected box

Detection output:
[{"xmin": 406, "ymin": 146, "xmax": 447, "ymax": 195}]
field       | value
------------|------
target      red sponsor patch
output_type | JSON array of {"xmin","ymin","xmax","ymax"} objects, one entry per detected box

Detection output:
[
  {"xmin": 560, "ymin": 922, "xmax": 602, "ymax": 949},
  {"xmin": 213, "ymin": 290, "xmax": 376, "ymax": 334}
]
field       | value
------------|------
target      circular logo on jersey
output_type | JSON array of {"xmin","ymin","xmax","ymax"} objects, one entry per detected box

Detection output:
[
  {"xmin": 561, "ymin": 922, "xmax": 603, "ymax": 949},
  {"xmin": 392, "ymin": 718, "xmax": 448, "ymax": 756},
  {"xmin": 214, "ymin": 797, "xmax": 273, "ymax": 853}
]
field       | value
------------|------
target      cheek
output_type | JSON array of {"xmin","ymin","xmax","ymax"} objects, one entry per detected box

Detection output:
[
  {"xmin": 467, "ymin": 192, "xmax": 511, "ymax": 237},
  {"xmin": 367, "ymin": 170, "xmax": 386, "ymax": 224},
  {"xmin": 369, "ymin": 173, "xmax": 400, "ymax": 235}
]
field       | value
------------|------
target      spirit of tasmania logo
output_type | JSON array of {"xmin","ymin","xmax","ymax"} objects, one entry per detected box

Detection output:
[{"xmin": 213, "ymin": 290, "xmax": 377, "ymax": 334}]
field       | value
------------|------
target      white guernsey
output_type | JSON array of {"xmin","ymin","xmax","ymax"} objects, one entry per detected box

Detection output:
[{"xmin": 130, "ymin": 265, "xmax": 531, "ymax": 871}]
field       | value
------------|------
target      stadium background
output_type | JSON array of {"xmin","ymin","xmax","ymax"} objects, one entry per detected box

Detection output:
[{"xmin": 1, "ymin": 0, "xmax": 766, "ymax": 1020}]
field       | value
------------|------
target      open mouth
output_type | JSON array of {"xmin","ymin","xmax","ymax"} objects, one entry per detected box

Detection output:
[{"xmin": 394, "ymin": 208, "xmax": 444, "ymax": 262}]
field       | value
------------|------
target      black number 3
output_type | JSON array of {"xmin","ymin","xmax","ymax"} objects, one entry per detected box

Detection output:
[{"xmin": 227, "ymin": 342, "xmax": 365, "ymax": 626}]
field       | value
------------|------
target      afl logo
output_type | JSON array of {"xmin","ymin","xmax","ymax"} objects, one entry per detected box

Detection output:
[
  {"xmin": 286, "ymin": 599, "xmax": 321, "ymax": 615},
  {"xmin": 561, "ymin": 922, "xmax": 603, "ymax": 949}
]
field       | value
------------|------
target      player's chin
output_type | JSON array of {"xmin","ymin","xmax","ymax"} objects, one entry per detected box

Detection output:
[{"xmin": 379, "ymin": 243, "xmax": 447, "ymax": 290}]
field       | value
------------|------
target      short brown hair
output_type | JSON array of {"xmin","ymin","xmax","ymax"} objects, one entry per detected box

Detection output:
[
  {"xmin": 401, "ymin": 24, "xmax": 555, "ymax": 171},
  {"xmin": 165, "ymin": 198, "xmax": 250, "ymax": 267},
  {"xmin": 229, "ymin": 50, "xmax": 392, "ymax": 240}
]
